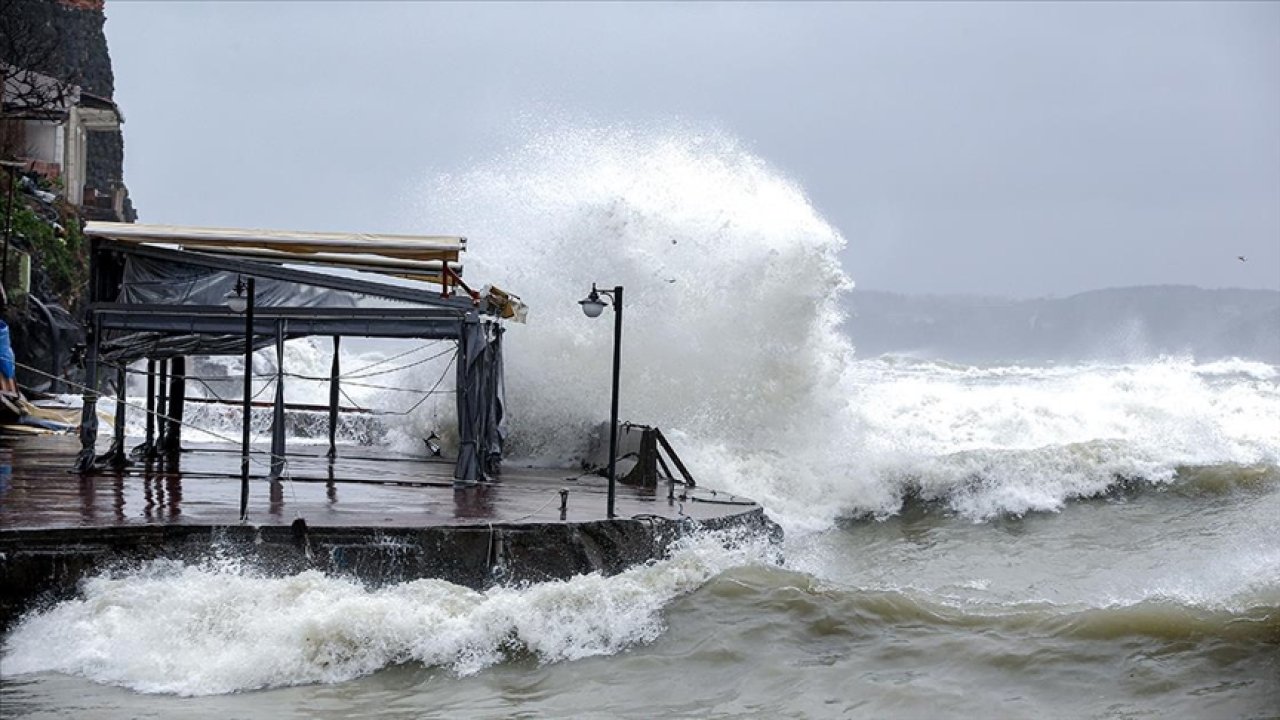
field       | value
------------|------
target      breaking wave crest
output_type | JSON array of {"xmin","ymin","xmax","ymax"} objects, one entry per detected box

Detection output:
[
  {"xmin": 7, "ymin": 534, "xmax": 1273, "ymax": 697},
  {"xmin": 1, "ymin": 530, "xmax": 780, "ymax": 696},
  {"xmin": 397, "ymin": 125, "xmax": 1278, "ymax": 528},
  {"xmin": 92, "ymin": 126, "xmax": 1280, "ymax": 529},
  {"xmin": 700, "ymin": 565, "xmax": 1280, "ymax": 645},
  {"xmin": 840, "ymin": 356, "xmax": 1280, "ymax": 522},
  {"xmin": 88, "ymin": 122, "xmax": 1278, "ymax": 532}
]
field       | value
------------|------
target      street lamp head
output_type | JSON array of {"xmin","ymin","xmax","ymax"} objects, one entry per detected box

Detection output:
[
  {"xmin": 225, "ymin": 276, "xmax": 249, "ymax": 314},
  {"xmin": 579, "ymin": 286, "xmax": 606, "ymax": 318}
]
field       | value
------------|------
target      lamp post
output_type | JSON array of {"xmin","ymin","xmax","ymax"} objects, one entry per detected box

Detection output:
[
  {"xmin": 227, "ymin": 276, "xmax": 254, "ymax": 520},
  {"xmin": 579, "ymin": 283, "xmax": 623, "ymax": 519}
]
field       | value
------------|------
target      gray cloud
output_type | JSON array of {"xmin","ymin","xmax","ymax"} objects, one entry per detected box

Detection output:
[{"xmin": 105, "ymin": 1, "xmax": 1279, "ymax": 297}]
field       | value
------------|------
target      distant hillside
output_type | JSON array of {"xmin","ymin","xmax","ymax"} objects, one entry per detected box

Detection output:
[{"xmin": 842, "ymin": 286, "xmax": 1280, "ymax": 365}]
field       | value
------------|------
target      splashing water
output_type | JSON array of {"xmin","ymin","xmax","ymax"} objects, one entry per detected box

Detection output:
[
  {"xmin": 5, "ymin": 126, "xmax": 1278, "ymax": 710},
  {"xmin": 94, "ymin": 127, "xmax": 1279, "ymax": 530},
  {"xmin": 1, "ymin": 531, "xmax": 778, "ymax": 696},
  {"xmin": 400, "ymin": 126, "xmax": 1280, "ymax": 530},
  {"xmin": 406, "ymin": 127, "xmax": 860, "ymax": 524}
]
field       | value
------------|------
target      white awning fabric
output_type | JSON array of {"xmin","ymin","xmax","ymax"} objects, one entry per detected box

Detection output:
[{"xmin": 84, "ymin": 222, "xmax": 465, "ymax": 264}]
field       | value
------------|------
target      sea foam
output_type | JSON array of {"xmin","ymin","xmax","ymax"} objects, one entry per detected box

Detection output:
[
  {"xmin": 1, "ymin": 530, "xmax": 778, "ymax": 696},
  {"xmin": 399, "ymin": 125, "xmax": 1279, "ymax": 528},
  {"xmin": 103, "ymin": 125, "xmax": 1280, "ymax": 529}
]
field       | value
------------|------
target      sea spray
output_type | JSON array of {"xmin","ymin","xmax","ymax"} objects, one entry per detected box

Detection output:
[
  {"xmin": 844, "ymin": 356, "xmax": 1280, "ymax": 519},
  {"xmin": 101, "ymin": 126, "xmax": 1280, "ymax": 528},
  {"xmin": 112, "ymin": 338, "xmax": 449, "ymax": 447},
  {"xmin": 1, "ymin": 529, "xmax": 781, "ymax": 696},
  {"xmin": 401, "ymin": 125, "xmax": 1280, "ymax": 527},
  {"xmin": 405, "ymin": 126, "xmax": 871, "ymax": 527}
]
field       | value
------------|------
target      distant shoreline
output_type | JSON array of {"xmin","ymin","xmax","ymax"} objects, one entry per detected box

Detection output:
[{"xmin": 841, "ymin": 285, "xmax": 1280, "ymax": 365}]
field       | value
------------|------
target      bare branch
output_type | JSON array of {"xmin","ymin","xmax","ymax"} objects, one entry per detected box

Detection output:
[{"xmin": 0, "ymin": 0, "xmax": 81, "ymax": 118}]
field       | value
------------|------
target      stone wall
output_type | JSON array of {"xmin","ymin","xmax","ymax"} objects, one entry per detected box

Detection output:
[
  {"xmin": 0, "ymin": 509, "xmax": 781, "ymax": 630},
  {"xmin": 2, "ymin": 0, "xmax": 134, "ymax": 218},
  {"xmin": 2, "ymin": 0, "xmax": 133, "ymax": 384},
  {"xmin": 1, "ymin": 0, "xmax": 114, "ymax": 97}
]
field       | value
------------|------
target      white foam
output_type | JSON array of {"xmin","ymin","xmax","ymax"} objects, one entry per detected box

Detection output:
[
  {"xmin": 842, "ymin": 356, "xmax": 1280, "ymax": 520},
  {"xmin": 99, "ymin": 125, "xmax": 1280, "ymax": 528},
  {"xmin": 399, "ymin": 124, "xmax": 1279, "ymax": 528},
  {"xmin": 1, "ymin": 531, "xmax": 778, "ymax": 695}
]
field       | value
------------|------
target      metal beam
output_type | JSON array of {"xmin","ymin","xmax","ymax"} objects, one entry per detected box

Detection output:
[
  {"xmin": 98, "ymin": 240, "xmax": 476, "ymax": 310},
  {"xmin": 96, "ymin": 312, "xmax": 464, "ymax": 340},
  {"xmin": 92, "ymin": 303, "xmax": 466, "ymax": 320},
  {"xmin": 180, "ymin": 245, "xmax": 462, "ymax": 277},
  {"xmin": 84, "ymin": 221, "xmax": 466, "ymax": 254}
]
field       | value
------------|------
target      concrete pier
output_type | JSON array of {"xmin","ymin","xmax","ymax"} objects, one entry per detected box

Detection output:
[{"xmin": 0, "ymin": 435, "xmax": 775, "ymax": 629}]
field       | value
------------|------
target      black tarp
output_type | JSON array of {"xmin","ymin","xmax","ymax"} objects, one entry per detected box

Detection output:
[
  {"xmin": 101, "ymin": 255, "xmax": 360, "ymax": 362},
  {"xmin": 78, "ymin": 248, "xmax": 508, "ymax": 488},
  {"xmin": 12, "ymin": 296, "xmax": 83, "ymax": 393},
  {"xmin": 454, "ymin": 316, "xmax": 506, "ymax": 485}
]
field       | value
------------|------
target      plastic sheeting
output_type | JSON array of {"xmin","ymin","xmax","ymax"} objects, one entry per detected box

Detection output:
[
  {"xmin": 12, "ymin": 296, "xmax": 83, "ymax": 393},
  {"xmin": 79, "ymin": 249, "xmax": 509, "ymax": 486},
  {"xmin": 120, "ymin": 255, "xmax": 357, "ymax": 309},
  {"xmin": 100, "ymin": 331, "xmax": 271, "ymax": 364},
  {"xmin": 103, "ymin": 255, "xmax": 359, "ymax": 363},
  {"xmin": 454, "ymin": 316, "xmax": 506, "ymax": 485},
  {"xmin": 485, "ymin": 326, "xmax": 507, "ymax": 475}
]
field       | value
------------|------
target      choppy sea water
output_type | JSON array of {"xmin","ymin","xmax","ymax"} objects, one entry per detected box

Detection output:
[
  {"xmin": 3, "ymin": 457, "xmax": 1276, "ymax": 718},
  {"xmin": 3, "ymin": 128, "xmax": 1277, "ymax": 717}
]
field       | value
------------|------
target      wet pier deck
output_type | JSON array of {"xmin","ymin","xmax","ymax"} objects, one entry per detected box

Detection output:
[
  {"xmin": 0, "ymin": 436, "xmax": 755, "ymax": 530},
  {"xmin": 0, "ymin": 435, "xmax": 773, "ymax": 627}
]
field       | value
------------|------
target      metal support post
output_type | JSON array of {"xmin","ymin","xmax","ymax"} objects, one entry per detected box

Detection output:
[
  {"xmin": 155, "ymin": 359, "xmax": 168, "ymax": 448},
  {"xmin": 74, "ymin": 316, "xmax": 101, "ymax": 474},
  {"xmin": 163, "ymin": 356, "xmax": 185, "ymax": 455},
  {"xmin": 269, "ymin": 320, "xmax": 286, "ymax": 479},
  {"xmin": 606, "ymin": 285, "xmax": 622, "ymax": 519},
  {"xmin": 327, "ymin": 335, "xmax": 340, "ymax": 460},
  {"xmin": 106, "ymin": 365, "xmax": 128, "ymax": 468},
  {"xmin": 239, "ymin": 277, "xmax": 255, "ymax": 521},
  {"xmin": 143, "ymin": 359, "xmax": 156, "ymax": 458}
]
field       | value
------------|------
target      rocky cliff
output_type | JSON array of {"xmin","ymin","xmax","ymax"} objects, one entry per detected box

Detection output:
[
  {"xmin": 2, "ymin": 0, "xmax": 135, "ymax": 392},
  {"xmin": 2, "ymin": 0, "xmax": 133, "ymax": 208}
]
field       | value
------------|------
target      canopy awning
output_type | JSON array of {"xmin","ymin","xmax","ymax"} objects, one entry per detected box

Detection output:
[
  {"xmin": 76, "ymin": 222, "xmax": 512, "ymax": 485},
  {"xmin": 84, "ymin": 222, "xmax": 465, "ymax": 265}
]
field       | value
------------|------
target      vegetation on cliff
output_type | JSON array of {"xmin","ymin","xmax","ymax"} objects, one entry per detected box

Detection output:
[{"xmin": 8, "ymin": 184, "xmax": 88, "ymax": 313}]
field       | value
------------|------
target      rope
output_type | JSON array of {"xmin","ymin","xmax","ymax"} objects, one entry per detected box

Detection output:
[
  {"xmin": 103, "ymin": 351, "xmax": 457, "ymax": 418},
  {"xmin": 343, "ymin": 340, "xmax": 444, "ymax": 377},
  {"xmin": 319, "ymin": 379, "xmax": 453, "ymax": 395},
  {"xmin": 104, "ymin": 347, "xmax": 458, "ymax": 397},
  {"xmin": 374, "ymin": 352, "xmax": 456, "ymax": 416},
  {"xmin": 284, "ymin": 345, "xmax": 456, "ymax": 381},
  {"xmin": 251, "ymin": 377, "xmax": 276, "ymax": 401},
  {"xmin": 106, "ymin": 340, "xmax": 450, "ymax": 385},
  {"xmin": 23, "ymin": 338, "xmax": 460, "ymax": 472},
  {"xmin": 506, "ymin": 493, "xmax": 561, "ymax": 523},
  {"xmin": 102, "ymin": 360, "xmax": 280, "ymax": 409},
  {"xmin": 338, "ymin": 385, "xmax": 365, "ymax": 413},
  {"xmin": 16, "ymin": 360, "xmax": 286, "ymax": 473},
  {"xmin": 111, "ymin": 363, "xmax": 276, "ymax": 382},
  {"xmin": 23, "ymin": 359, "xmax": 305, "ymax": 518}
]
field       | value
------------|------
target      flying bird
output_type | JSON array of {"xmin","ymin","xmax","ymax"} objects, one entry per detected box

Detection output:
[{"xmin": 1238, "ymin": 256, "xmax": 1247, "ymax": 262}]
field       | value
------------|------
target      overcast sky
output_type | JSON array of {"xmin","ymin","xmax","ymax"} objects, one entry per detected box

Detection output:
[{"xmin": 104, "ymin": 1, "xmax": 1278, "ymax": 298}]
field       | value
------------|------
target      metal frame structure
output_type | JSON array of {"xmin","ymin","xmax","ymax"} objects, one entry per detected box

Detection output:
[{"xmin": 74, "ymin": 224, "xmax": 513, "ymax": 512}]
